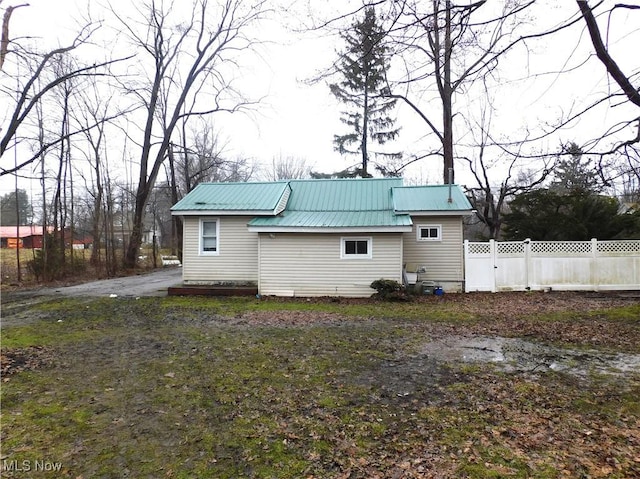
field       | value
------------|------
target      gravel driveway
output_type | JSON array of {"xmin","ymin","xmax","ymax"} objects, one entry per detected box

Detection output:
[{"xmin": 9, "ymin": 267, "xmax": 183, "ymax": 299}]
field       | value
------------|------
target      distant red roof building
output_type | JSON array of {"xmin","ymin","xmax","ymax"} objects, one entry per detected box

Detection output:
[{"xmin": 0, "ymin": 226, "xmax": 55, "ymax": 249}]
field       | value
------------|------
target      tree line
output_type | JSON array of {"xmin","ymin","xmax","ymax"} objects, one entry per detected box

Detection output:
[{"xmin": 323, "ymin": 1, "xmax": 639, "ymax": 240}]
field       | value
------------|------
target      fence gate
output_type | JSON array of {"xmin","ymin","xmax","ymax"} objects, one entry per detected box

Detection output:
[
  {"xmin": 463, "ymin": 241, "xmax": 496, "ymax": 292},
  {"xmin": 464, "ymin": 239, "xmax": 640, "ymax": 292}
]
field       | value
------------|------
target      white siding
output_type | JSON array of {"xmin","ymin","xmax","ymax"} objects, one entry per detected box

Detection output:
[
  {"xmin": 258, "ymin": 233, "xmax": 403, "ymax": 297},
  {"xmin": 182, "ymin": 216, "xmax": 258, "ymax": 284},
  {"xmin": 402, "ymin": 216, "xmax": 465, "ymax": 291}
]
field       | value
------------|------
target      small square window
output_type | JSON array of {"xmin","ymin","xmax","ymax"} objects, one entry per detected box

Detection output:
[
  {"xmin": 417, "ymin": 224, "xmax": 441, "ymax": 241},
  {"xmin": 341, "ymin": 237, "xmax": 372, "ymax": 259}
]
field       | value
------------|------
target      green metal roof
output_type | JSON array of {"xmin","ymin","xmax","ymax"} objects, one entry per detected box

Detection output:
[
  {"xmin": 171, "ymin": 181, "xmax": 290, "ymax": 214},
  {"xmin": 285, "ymin": 178, "xmax": 402, "ymax": 211},
  {"xmin": 171, "ymin": 178, "xmax": 472, "ymax": 228},
  {"xmin": 392, "ymin": 185, "xmax": 472, "ymax": 213},
  {"xmin": 248, "ymin": 210, "xmax": 412, "ymax": 229},
  {"xmin": 248, "ymin": 178, "xmax": 407, "ymax": 230}
]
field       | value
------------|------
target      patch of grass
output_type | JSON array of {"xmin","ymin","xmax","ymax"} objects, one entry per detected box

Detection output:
[
  {"xmin": 521, "ymin": 303, "xmax": 640, "ymax": 324},
  {"xmin": 588, "ymin": 304, "xmax": 640, "ymax": 322},
  {"xmin": 1, "ymin": 297, "xmax": 167, "ymax": 348},
  {"xmin": 1, "ymin": 296, "xmax": 639, "ymax": 478},
  {"xmin": 159, "ymin": 295, "xmax": 476, "ymax": 322}
]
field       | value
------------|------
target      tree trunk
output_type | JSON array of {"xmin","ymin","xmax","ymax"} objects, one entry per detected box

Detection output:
[
  {"xmin": 442, "ymin": 0, "xmax": 454, "ymax": 184},
  {"xmin": 89, "ymin": 140, "xmax": 103, "ymax": 267},
  {"xmin": 104, "ymin": 176, "xmax": 117, "ymax": 277},
  {"xmin": 66, "ymin": 128, "xmax": 74, "ymax": 272},
  {"xmin": 362, "ymin": 71, "xmax": 369, "ymax": 177},
  {"xmin": 123, "ymin": 192, "xmax": 147, "ymax": 269},
  {"xmin": 168, "ymin": 144, "xmax": 182, "ymax": 259},
  {"xmin": 38, "ymin": 107, "xmax": 48, "ymax": 281},
  {"xmin": 14, "ymin": 178, "xmax": 21, "ymax": 282}
]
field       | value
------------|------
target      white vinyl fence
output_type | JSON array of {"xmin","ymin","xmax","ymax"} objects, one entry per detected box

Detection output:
[{"xmin": 464, "ymin": 239, "xmax": 640, "ymax": 292}]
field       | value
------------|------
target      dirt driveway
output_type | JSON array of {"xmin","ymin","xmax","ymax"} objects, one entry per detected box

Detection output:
[{"xmin": 6, "ymin": 267, "xmax": 183, "ymax": 299}]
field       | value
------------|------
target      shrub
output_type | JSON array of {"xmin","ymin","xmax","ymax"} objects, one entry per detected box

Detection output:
[
  {"xmin": 370, "ymin": 279, "xmax": 410, "ymax": 301},
  {"xmin": 27, "ymin": 234, "xmax": 86, "ymax": 281}
]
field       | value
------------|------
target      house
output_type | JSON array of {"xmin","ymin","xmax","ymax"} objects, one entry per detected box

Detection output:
[
  {"xmin": 0, "ymin": 226, "xmax": 94, "ymax": 250},
  {"xmin": 170, "ymin": 178, "xmax": 473, "ymax": 297},
  {"xmin": 0, "ymin": 226, "xmax": 54, "ymax": 249}
]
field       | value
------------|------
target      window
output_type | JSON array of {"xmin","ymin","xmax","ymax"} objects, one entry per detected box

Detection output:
[
  {"xmin": 341, "ymin": 237, "xmax": 372, "ymax": 259},
  {"xmin": 200, "ymin": 219, "xmax": 219, "ymax": 255},
  {"xmin": 417, "ymin": 224, "xmax": 441, "ymax": 242}
]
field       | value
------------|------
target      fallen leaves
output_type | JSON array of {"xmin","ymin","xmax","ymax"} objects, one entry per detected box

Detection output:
[
  {"xmin": 0, "ymin": 345, "xmax": 55, "ymax": 378},
  {"xmin": 1, "ymin": 292, "xmax": 638, "ymax": 478}
]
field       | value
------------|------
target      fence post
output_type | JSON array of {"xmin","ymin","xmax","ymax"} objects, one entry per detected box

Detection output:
[
  {"xmin": 489, "ymin": 239, "xmax": 496, "ymax": 293},
  {"xmin": 463, "ymin": 240, "xmax": 468, "ymax": 292},
  {"xmin": 591, "ymin": 238, "xmax": 598, "ymax": 291},
  {"xmin": 524, "ymin": 238, "xmax": 531, "ymax": 290}
]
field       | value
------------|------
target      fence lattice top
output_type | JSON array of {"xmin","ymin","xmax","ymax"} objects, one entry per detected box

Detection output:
[
  {"xmin": 466, "ymin": 239, "xmax": 640, "ymax": 257},
  {"xmin": 531, "ymin": 241, "xmax": 592, "ymax": 254},
  {"xmin": 497, "ymin": 242, "xmax": 525, "ymax": 255},
  {"xmin": 597, "ymin": 241, "xmax": 640, "ymax": 253},
  {"xmin": 467, "ymin": 242, "xmax": 491, "ymax": 255}
]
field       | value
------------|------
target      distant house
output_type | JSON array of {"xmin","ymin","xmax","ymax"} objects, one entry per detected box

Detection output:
[
  {"xmin": 0, "ymin": 226, "xmax": 94, "ymax": 250},
  {"xmin": 171, "ymin": 178, "xmax": 473, "ymax": 297},
  {"xmin": 0, "ymin": 226, "xmax": 54, "ymax": 249},
  {"xmin": 70, "ymin": 234, "xmax": 94, "ymax": 250}
]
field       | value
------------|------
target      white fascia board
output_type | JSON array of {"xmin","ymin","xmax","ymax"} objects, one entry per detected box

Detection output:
[
  {"xmin": 275, "ymin": 184, "xmax": 292, "ymax": 215},
  {"xmin": 395, "ymin": 210, "xmax": 474, "ymax": 216},
  {"xmin": 171, "ymin": 210, "xmax": 276, "ymax": 217},
  {"xmin": 247, "ymin": 226, "xmax": 413, "ymax": 233}
]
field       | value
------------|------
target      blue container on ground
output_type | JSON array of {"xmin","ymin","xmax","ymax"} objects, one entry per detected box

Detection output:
[{"xmin": 434, "ymin": 286, "xmax": 444, "ymax": 296}]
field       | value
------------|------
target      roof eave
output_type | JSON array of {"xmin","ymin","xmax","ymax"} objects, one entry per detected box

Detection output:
[
  {"xmin": 395, "ymin": 209, "xmax": 474, "ymax": 216},
  {"xmin": 170, "ymin": 181, "xmax": 291, "ymax": 214},
  {"xmin": 171, "ymin": 209, "xmax": 279, "ymax": 216},
  {"xmin": 247, "ymin": 226, "xmax": 413, "ymax": 233}
]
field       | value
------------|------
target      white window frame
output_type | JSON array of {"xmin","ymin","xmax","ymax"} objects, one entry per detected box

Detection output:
[
  {"xmin": 417, "ymin": 224, "xmax": 442, "ymax": 242},
  {"xmin": 199, "ymin": 218, "xmax": 220, "ymax": 255},
  {"xmin": 340, "ymin": 237, "xmax": 372, "ymax": 259}
]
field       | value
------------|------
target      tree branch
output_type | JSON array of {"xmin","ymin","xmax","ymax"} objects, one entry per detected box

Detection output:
[
  {"xmin": 0, "ymin": 2, "xmax": 28, "ymax": 71},
  {"xmin": 384, "ymin": 92, "xmax": 443, "ymax": 142},
  {"xmin": 0, "ymin": 110, "xmax": 131, "ymax": 176},
  {"xmin": 577, "ymin": 0, "xmax": 640, "ymax": 108}
]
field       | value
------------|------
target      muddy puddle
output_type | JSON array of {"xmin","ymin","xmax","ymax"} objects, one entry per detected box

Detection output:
[{"xmin": 422, "ymin": 336, "xmax": 640, "ymax": 377}]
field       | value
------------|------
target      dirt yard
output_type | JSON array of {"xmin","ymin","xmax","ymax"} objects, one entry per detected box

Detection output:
[{"xmin": 1, "ymin": 291, "xmax": 639, "ymax": 478}]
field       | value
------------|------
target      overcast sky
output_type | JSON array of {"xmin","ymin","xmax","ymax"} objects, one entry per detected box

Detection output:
[{"xmin": 1, "ymin": 0, "xmax": 638, "ymax": 196}]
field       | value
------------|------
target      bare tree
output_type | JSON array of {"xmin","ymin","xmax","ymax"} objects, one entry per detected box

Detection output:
[
  {"xmin": 113, "ymin": 0, "xmax": 267, "ymax": 269},
  {"xmin": 575, "ymin": 1, "xmax": 640, "ymax": 189},
  {"xmin": 49, "ymin": 57, "xmax": 74, "ymax": 277},
  {"xmin": 0, "ymin": 1, "xmax": 28, "ymax": 71},
  {"xmin": 382, "ymin": 0, "xmax": 536, "ymax": 184},
  {"xmin": 619, "ymin": 149, "xmax": 640, "ymax": 203},
  {"xmin": 174, "ymin": 122, "xmax": 230, "ymax": 195},
  {"xmin": 0, "ymin": 25, "xmax": 126, "ymax": 173},
  {"xmin": 462, "ymin": 104, "xmax": 553, "ymax": 239},
  {"xmin": 486, "ymin": 2, "xmax": 639, "ymax": 190},
  {"xmin": 262, "ymin": 153, "xmax": 311, "ymax": 181},
  {"xmin": 577, "ymin": 1, "xmax": 640, "ymax": 110},
  {"xmin": 71, "ymin": 77, "xmax": 123, "ymax": 270}
]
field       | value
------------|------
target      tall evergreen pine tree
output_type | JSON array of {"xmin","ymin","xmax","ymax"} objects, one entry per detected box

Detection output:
[
  {"xmin": 551, "ymin": 142, "xmax": 603, "ymax": 194},
  {"xmin": 330, "ymin": 7, "xmax": 400, "ymax": 177}
]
